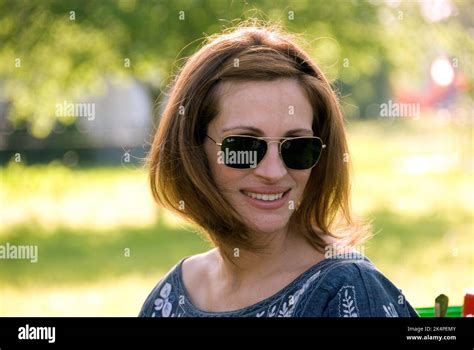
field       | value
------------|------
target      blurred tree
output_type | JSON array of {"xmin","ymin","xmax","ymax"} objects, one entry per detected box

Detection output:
[{"xmin": 0, "ymin": 0, "xmax": 471, "ymax": 138}]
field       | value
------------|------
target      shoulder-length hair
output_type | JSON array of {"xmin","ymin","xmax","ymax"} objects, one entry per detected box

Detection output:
[{"xmin": 148, "ymin": 23, "xmax": 370, "ymax": 258}]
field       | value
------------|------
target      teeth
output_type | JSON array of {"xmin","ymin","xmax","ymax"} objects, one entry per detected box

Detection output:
[{"xmin": 243, "ymin": 191, "xmax": 285, "ymax": 201}]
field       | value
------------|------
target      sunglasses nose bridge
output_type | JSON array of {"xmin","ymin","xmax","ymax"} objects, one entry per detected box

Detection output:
[
  {"xmin": 266, "ymin": 140, "xmax": 283, "ymax": 154},
  {"xmin": 253, "ymin": 139, "xmax": 288, "ymax": 177}
]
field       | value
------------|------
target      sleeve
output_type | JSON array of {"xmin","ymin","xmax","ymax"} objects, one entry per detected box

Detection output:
[
  {"xmin": 138, "ymin": 278, "xmax": 165, "ymax": 317},
  {"xmin": 321, "ymin": 261, "xmax": 419, "ymax": 317},
  {"xmin": 138, "ymin": 261, "xmax": 182, "ymax": 317}
]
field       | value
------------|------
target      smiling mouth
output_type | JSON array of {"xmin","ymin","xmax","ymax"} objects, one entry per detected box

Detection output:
[{"xmin": 240, "ymin": 190, "xmax": 290, "ymax": 202}]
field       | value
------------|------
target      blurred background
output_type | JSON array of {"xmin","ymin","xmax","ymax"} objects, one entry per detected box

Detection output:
[{"xmin": 0, "ymin": 0, "xmax": 472, "ymax": 316}]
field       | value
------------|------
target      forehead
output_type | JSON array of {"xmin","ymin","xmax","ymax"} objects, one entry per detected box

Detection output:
[{"xmin": 213, "ymin": 78, "xmax": 314, "ymax": 134}]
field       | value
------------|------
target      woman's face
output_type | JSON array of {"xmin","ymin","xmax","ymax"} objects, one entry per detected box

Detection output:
[{"xmin": 204, "ymin": 78, "xmax": 314, "ymax": 236}]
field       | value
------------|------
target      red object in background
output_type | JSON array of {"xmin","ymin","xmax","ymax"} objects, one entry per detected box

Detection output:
[
  {"xmin": 395, "ymin": 68, "xmax": 469, "ymax": 109},
  {"xmin": 462, "ymin": 293, "xmax": 474, "ymax": 317}
]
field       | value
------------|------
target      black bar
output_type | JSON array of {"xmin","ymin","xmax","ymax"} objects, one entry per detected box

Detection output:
[{"xmin": 0, "ymin": 317, "xmax": 472, "ymax": 347}]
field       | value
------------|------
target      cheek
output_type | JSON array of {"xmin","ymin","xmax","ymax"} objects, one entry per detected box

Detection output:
[
  {"xmin": 205, "ymin": 147, "xmax": 241, "ymax": 189},
  {"xmin": 291, "ymin": 170, "xmax": 312, "ymax": 192},
  {"xmin": 213, "ymin": 166, "xmax": 243, "ymax": 191}
]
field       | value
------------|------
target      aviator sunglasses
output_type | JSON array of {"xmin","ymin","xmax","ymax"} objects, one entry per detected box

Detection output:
[{"xmin": 206, "ymin": 134, "xmax": 326, "ymax": 170}]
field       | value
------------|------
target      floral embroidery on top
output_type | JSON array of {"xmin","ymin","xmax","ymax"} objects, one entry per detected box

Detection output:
[
  {"xmin": 255, "ymin": 270, "xmax": 321, "ymax": 317},
  {"xmin": 153, "ymin": 282, "xmax": 174, "ymax": 317},
  {"xmin": 338, "ymin": 286, "xmax": 359, "ymax": 317},
  {"xmin": 383, "ymin": 302, "xmax": 399, "ymax": 317}
]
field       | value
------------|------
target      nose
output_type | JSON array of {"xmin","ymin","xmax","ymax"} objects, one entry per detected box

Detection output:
[{"xmin": 252, "ymin": 142, "xmax": 288, "ymax": 181}]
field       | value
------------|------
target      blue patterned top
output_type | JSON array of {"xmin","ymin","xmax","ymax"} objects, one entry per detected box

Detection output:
[{"xmin": 139, "ymin": 253, "xmax": 419, "ymax": 317}]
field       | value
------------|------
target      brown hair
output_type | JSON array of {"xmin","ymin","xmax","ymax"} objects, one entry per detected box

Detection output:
[{"xmin": 148, "ymin": 23, "xmax": 370, "ymax": 257}]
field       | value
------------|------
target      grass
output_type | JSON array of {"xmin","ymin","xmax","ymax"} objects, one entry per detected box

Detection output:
[
  {"xmin": 0, "ymin": 222, "xmax": 210, "ymax": 316},
  {"xmin": 0, "ymin": 222, "xmax": 210, "ymax": 287},
  {"xmin": 0, "ymin": 118, "xmax": 472, "ymax": 316}
]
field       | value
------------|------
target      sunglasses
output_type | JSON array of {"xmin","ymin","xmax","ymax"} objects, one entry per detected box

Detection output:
[{"xmin": 206, "ymin": 134, "xmax": 326, "ymax": 170}]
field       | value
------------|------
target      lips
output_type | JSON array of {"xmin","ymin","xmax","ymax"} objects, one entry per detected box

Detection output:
[
  {"xmin": 239, "ymin": 187, "xmax": 291, "ymax": 195},
  {"xmin": 239, "ymin": 187, "xmax": 291, "ymax": 209},
  {"xmin": 242, "ymin": 191, "xmax": 285, "ymax": 201}
]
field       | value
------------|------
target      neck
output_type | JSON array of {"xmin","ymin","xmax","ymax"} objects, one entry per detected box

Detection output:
[{"xmin": 215, "ymin": 227, "xmax": 321, "ymax": 290}]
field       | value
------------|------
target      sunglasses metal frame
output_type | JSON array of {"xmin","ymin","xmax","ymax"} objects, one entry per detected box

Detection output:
[{"xmin": 206, "ymin": 134, "xmax": 326, "ymax": 170}]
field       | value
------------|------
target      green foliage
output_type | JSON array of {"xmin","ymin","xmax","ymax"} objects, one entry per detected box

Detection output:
[{"xmin": 2, "ymin": 0, "xmax": 471, "ymax": 138}]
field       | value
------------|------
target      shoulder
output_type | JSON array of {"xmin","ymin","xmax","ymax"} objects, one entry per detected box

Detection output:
[
  {"xmin": 300, "ymin": 255, "xmax": 419, "ymax": 317},
  {"xmin": 138, "ymin": 250, "xmax": 216, "ymax": 317},
  {"xmin": 181, "ymin": 249, "xmax": 218, "ymax": 292}
]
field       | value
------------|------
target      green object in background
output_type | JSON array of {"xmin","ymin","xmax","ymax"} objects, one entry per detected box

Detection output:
[
  {"xmin": 416, "ymin": 293, "xmax": 462, "ymax": 317},
  {"xmin": 416, "ymin": 306, "xmax": 463, "ymax": 317}
]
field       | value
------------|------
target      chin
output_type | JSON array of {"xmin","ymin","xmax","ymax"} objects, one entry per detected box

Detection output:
[{"xmin": 243, "ymin": 216, "xmax": 290, "ymax": 235}]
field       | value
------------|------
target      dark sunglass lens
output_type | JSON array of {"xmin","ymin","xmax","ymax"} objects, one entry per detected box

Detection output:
[
  {"xmin": 221, "ymin": 136, "xmax": 267, "ymax": 169},
  {"xmin": 281, "ymin": 138, "xmax": 323, "ymax": 169}
]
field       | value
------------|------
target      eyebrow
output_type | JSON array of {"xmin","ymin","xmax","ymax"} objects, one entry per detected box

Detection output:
[{"xmin": 221, "ymin": 126, "xmax": 313, "ymax": 135}]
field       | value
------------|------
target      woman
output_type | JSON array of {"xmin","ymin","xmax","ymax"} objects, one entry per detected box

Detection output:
[{"xmin": 139, "ymin": 24, "xmax": 418, "ymax": 317}]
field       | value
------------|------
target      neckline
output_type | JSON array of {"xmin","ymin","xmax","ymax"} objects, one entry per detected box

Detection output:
[{"xmin": 175, "ymin": 253, "xmax": 366, "ymax": 316}]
